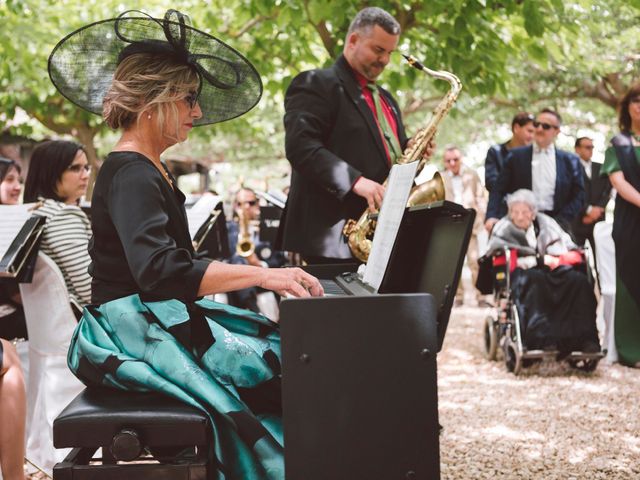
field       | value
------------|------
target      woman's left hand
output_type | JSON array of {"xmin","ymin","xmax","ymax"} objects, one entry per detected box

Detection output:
[{"xmin": 543, "ymin": 254, "xmax": 560, "ymax": 270}]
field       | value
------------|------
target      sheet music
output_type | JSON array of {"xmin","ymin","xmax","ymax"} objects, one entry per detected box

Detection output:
[
  {"xmin": 363, "ymin": 161, "xmax": 419, "ymax": 291},
  {"xmin": 0, "ymin": 203, "xmax": 38, "ymax": 261},
  {"xmin": 185, "ymin": 194, "xmax": 222, "ymax": 240}
]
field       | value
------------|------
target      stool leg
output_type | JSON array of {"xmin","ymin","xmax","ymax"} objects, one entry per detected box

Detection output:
[{"xmin": 102, "ymin": 447, "xmax": 116, "ymax": 465}]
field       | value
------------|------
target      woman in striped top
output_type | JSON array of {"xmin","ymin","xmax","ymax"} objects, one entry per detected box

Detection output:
[{"xmin": 23, "ymin": 140, "xmax": 92, "ymax": 306}]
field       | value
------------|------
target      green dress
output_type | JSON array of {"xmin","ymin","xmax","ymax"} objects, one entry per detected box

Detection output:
[{"xmin": 602, "ymin": 146, "xmax": 640, "ymax": 366}]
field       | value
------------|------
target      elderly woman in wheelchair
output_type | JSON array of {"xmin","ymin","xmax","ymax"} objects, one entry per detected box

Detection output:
[{"xmin": 480, "ymin": 189, "xmax": 602, "ymax": 374}]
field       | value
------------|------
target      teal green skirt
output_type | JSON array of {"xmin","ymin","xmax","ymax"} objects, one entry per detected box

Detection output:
[{"xmin": 68, "ymin": 294, "xmax": 283, "ymax": 479}]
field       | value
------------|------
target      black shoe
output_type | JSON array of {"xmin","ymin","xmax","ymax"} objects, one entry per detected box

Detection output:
[{"xmin": 581, "ymin": 340, "xmax": 601, "ymax": 353}]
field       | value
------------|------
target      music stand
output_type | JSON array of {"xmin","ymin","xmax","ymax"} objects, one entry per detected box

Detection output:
[{"xmin": 193, "ymin": 207, "xmax": 230, "ymax": 260}]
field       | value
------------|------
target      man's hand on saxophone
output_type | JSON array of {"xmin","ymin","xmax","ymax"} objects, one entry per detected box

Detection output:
[
  {"xmin": 352, "ymin": 176, "xmax": 385, "ymax": 212},
  {"xmin": 407, "ymin": 137, "xmax": 437, "ymax": 161}
]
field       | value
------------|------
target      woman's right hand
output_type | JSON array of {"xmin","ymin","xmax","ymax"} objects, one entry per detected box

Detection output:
[{"xmin": 258, "ymin": 267, "xmax": 324, "ymax": 298}]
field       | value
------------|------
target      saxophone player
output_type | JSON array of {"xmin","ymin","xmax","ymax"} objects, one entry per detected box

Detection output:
[
  {"xmin": 278, "ymin": 6, "xmax": 434, "ymax": 264},
  {"xmin": 225, "ymin": 187, "xmax": 286, "ymax": 315}
]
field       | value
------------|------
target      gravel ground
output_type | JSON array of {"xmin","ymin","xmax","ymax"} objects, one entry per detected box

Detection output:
[{"xmin": 439, "ymin": 303, "xmax": 640, "ymax": 480}]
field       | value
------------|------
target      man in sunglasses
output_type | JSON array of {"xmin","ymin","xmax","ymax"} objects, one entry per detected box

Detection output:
[
  {"xmin": 484, "ymin": 112, "xmax": 535, "ymax": 192},
  {"xmin": 485, "ymin": 108, "xmax": 585, "ymax": 233},
  {"xmin": 225, "ymin": 188, "xmax": 286, "ymax": 316},
  {"xmin": 571, "ymin": 137, "xmax": 611, "ymax": 256}
]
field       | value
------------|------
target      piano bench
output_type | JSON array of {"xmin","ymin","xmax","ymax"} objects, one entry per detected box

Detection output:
[{"xmin": 53, "ymin": 388, "xmax": 212, "ymax": 480}]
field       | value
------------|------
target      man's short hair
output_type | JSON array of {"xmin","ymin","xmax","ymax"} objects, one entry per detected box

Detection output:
[
  {"xmin": 539, "ymin": 107, "xmax": 562, "ymax": 126},
  {"xmin": 443, "ymin": 144, "xmax": 462, "ymax": 155},
  {"xmin": 234, "ymin": 187, "xmax": 257, "ymax": 203},
  {"xmin": 346, "ymin": 7, "xmax": 400, "ymax": 37},
  {"xmin": 575, "ymin": 136, "xmax": 592, "ymax": 148},
  {"xmin": 511, "ymin": 112, "xmax": 534, "ymax": 129}
]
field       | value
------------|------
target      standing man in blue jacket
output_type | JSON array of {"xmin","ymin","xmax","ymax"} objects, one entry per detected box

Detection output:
[{"xmin": 485, "ymin": 108, "xmax": 585, "ymax": 233}]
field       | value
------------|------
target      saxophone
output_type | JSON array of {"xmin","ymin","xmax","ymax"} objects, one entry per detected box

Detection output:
[
  {"xmin": 342, "ymin": 54, "xmax": 462, "ymax": 262},
  {"xmin": 236, "ymin": 208, "xmax": 255, "ymax": 258}
]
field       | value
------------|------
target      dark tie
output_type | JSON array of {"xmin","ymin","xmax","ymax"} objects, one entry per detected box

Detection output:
[{"xmin": 366, "ymin": 83, "xmax": 402, "ymax": 163}]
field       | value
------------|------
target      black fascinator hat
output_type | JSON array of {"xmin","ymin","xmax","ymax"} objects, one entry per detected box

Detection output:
[{"xmin": 48, "ymin": 9, "xmax": 263, "ymax": 126}]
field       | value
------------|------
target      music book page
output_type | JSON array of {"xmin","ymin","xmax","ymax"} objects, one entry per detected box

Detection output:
[
  {"xmin": 363, "ymin": 161, "xmax": 419, "ymax": 291},
  {"xmin": 186, "ymin": 194, "xmax": 222, "ymax": 240},
  {"xmin": 0, "ymin": 203, "xmax": 38, "ymax": 261}
]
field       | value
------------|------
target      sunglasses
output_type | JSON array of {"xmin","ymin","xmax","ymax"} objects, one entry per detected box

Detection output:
[
  {"xmin": 237, "ymin": 200, "xmax": 258, "ymax": 207},
  {"xmin": 184, "ymin": 91, "xmax": 199, "ymax": 110},
  {"xmin": 67, "ymin": 163, "xmax": 91, "ymax": 174},
  {"xmin": 533, "ymin": 121, "xmax": 559, "ymax": 130}
]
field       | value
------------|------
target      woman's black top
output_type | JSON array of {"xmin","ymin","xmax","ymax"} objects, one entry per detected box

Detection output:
[{"xmin": 89, "ymin": 152, "xmax": 210, "ymax": 305}]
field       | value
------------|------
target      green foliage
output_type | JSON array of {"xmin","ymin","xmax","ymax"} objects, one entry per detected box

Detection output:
[{"xmin": 1, "ymin": 0, "xmax": 639, "ymax": 176}]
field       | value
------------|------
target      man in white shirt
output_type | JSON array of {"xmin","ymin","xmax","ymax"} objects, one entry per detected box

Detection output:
[
  {"xmin": 441, "ymin": 146, "xmax": 487, "ymax": 306},
  {"xmin": 485, "ymin": 108, "xmax": 585, "ymax": 234}
]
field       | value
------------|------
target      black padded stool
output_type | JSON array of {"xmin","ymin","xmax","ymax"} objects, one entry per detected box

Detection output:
[{"xmin": 53, "ymin": 388, "xmax": 213, "ymax": 480}]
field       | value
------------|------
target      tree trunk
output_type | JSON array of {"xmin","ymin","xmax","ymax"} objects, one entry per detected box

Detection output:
[{"xmin": 73, "ymin": 124, "xmax": 100, "ymax": 200}]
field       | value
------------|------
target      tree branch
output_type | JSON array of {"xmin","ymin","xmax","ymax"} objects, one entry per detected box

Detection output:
[
  {"xmin": 314, "ymin": 19, "xmax": 338, "ymax": 57},
  {"xmin": 231, "ymin": 14, "xmax": 272, "ymax": 38}
]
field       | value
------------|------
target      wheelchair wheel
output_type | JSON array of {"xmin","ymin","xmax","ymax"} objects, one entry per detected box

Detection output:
[
  {"xmin": 483, "ymin": 316, "xmax": 499, "ymax": 361},
  {"xmin": 505, "ymin": 345, "xmax": 522, "ymax": 375}
]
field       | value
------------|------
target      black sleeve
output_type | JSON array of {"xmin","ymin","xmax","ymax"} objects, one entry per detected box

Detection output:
[
  {"xmin": 108, "ymin": 162, "xmax": 209, "ymax": 301},
  {"xmin": 557, "ymin": 155, "xmax": 586, "ymax": 224},
  {"xmin": 484, "ymin": 146, "xmax": 499, "ymax": 192},
  {"xmin": 284, "ymin": 71, "xmax": 362, "ymax": 200},
  {"xmin": 596, "ymin": 178, "xmax": 612, "ymax": 208},
  {"xmin": 487, "ymin": 152, "xmax": 512, "ymax": 220}
]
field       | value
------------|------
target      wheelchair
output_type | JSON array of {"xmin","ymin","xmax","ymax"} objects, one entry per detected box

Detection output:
[{"xmin": 481, "ymin": 247, "xmax": 604, "ymax": 375}]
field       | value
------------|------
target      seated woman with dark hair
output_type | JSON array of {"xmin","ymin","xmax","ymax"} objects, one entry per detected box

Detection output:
[
  {"xmin": 487, "ymin": 189, "xmax": 600, "ymax": 353},
  {"xmin": 23, "ymin": 140, "xmax": 92, "ymax": 306},
  {"xmin": 0, "ymin": 158, "xmax": 28, "ymax": 342}
]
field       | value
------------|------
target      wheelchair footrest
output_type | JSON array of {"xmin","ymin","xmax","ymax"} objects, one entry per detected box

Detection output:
[
  {"xmin": 566, "ymin": 351, "xmax": 605, "ymax": 361},
  {"xmin": 521, "ymin": 349, "xmax": 604, "ymax": 361},
  {"xmin": 521, "ymin": 349, "xmax": 559, "ymax": 359}
]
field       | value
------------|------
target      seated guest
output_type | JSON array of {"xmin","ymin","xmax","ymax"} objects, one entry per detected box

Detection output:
[
  {"xmin": 48, "ymin": 10, "xmax": 322, "ymax": 478},
  {"xmin": 486, "ymin": 189, "xmax": 600, "ymax": 353},
  {"xmin": 0, "ymin": 157, "xmax": 21, "ymax": 205},
  {"xmin": 0, "ymin": 338, "xmax": 27, "ymax": 480},
  {"xmin": 0, "ymin": 158, "xmax": 28, "ymax": 342},
  {"xmin": 23, "ymin": 140, "xmax": 92, "ymax": 306},
  {"xmin": 485, "ymin": 108, "xmax": 585, "ymax": 234},
  {"xmin": 226, "ymin": 187, "xmax": 286, "ymax": 314}
]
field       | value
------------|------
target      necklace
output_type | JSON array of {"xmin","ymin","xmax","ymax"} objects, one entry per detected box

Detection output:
[
  {"xmin": 159, "ymin": 165, "xmax": 174, "ymax": 188},
  {"xmin": 115, "ymin": 142, "xmax": 173, "ymax": 188}
]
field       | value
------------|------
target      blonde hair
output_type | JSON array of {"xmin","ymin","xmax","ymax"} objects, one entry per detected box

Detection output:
[{"xmin": 103, "ymin": 53, "xmax": 199, "ymax": 138}]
